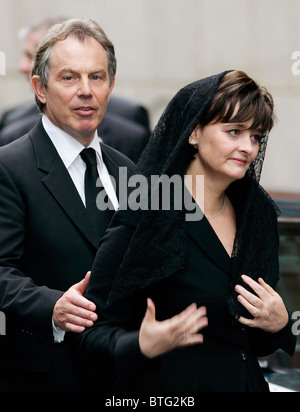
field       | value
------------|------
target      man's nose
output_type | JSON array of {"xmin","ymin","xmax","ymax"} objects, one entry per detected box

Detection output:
[{"xmin": 77, "ymin": 78, "xmax": 93, "ymax": 97}]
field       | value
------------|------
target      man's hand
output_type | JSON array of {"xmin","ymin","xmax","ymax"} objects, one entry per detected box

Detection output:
[{"xmin": 53, "ymin": 271, "xmax": 98, "ymax": 333}]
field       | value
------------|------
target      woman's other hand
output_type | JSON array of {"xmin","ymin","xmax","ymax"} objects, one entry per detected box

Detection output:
[
  {"xmin": 235, "ymin": 275, "xmax": 289, "ymax": 333},
  {"xmin": 139, "ymin": 298, "xmax": 208, "ymax": 359}
]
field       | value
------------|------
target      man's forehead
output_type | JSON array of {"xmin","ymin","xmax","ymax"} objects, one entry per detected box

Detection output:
[
  {"xmin": 51, "ymin": 35, "xmax": 104, "ymax": 53},
  {"xmin": 49, "ymin": 36, "xmax": 108, "ymax": 69}
]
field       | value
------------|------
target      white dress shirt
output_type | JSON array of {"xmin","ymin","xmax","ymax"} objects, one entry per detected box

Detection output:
[
  {"xmin": 42, "ymin": 115, "xmax": 119, "ymax": 342},
  {"xmin": 42, "ymin": 115, "xmax": 119, "ymax": 210}
]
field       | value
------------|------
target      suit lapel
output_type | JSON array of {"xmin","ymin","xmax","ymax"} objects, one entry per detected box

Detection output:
[
  {"xmin": 29, "ymin": 120, "xmax": 100, "ymax": 249},
  {"xmin": 42, "ymin": 157, "xmax": 101, "ymax": 249},
  {"xmin": 100, "ymin": 143, "xmax": 121, "ymax": 199},
  {"xmin": 187, "ymin": 206, "xmax": 231, "ymax": 275}
]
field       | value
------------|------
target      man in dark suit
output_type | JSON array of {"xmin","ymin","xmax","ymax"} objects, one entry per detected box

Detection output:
[
  {"xmin": 0, "ymin": 18, "xmax": 151, "ymax": 162},
  {"xmin": 0, "ymin": 18, "xmax": 134, "ymax": 392}
]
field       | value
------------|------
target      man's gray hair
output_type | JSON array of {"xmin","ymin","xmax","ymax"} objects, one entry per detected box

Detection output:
[{"xmin": 31, "ymin": 18, "xmax": 117, "ymax": 112}]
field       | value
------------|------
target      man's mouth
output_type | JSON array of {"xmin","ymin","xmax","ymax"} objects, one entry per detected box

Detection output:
[{"xmin": 74, "ymin": 106, "xmax": 96, "ymax": 115}]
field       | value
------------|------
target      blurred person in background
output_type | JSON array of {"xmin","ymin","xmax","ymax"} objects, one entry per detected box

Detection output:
[
  {"xmin": 0, "ymin": 18, "xmax": 150, "ymax": 162},
  {"xmin": 0, "ymin": 18, "xmax": 134, "ymax": 392}
]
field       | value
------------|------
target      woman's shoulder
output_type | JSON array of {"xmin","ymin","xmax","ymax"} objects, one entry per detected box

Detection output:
[{"xmin": 228, "ymin": 177, "xmax": 279, "ymax": 219}]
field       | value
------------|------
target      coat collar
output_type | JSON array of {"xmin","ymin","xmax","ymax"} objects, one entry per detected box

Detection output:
[
  {"xmin": 186, "ymin": 203, "xmax": 231, "ymax": 275},
  {"xmin": 29, "ymin": 120, "xmax": 119, "ymax": 250},
  {"xmin": 100, "ymin": 143, "xmax": 121, "ymax": 199}
]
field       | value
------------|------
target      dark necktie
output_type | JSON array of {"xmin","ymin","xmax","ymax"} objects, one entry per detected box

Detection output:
[{"xmin": 80, "ymin": 148, "xmax": 114, "ymax": 239}]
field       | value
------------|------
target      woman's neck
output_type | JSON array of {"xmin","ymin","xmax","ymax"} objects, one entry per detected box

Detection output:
[
  {"xmin": 186, "ymin": 156, "xmax": 231, "ymax": 218},
  {"xmin": 203, "ymin": 186, "xmax": 226, "ymax": 220}
]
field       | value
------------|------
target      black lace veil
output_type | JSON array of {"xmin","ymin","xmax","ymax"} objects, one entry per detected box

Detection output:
[{"xmin": 107, "ymin": 71, "xmax": 279, "ymax": 318}]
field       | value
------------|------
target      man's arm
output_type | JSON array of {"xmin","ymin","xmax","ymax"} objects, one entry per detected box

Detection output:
[
  {"xmin": 0, "ymin": 163, "xmax": 97, "ymax": 337},
  {"xmin": 0, "ymin": 162, "xmax": 63, "ymax": 335}
]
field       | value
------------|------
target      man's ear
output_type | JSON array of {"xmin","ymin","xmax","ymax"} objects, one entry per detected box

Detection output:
[
  {"xmin": 107, "ymin": 76, "xmax": 115, "ymax": 101},
  {"xmin": 31, "ymin": 75, "xmax": 47, "ymax": 104}
]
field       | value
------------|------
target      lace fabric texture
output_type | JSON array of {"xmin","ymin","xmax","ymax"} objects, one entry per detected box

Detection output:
[{"xmin": 107, "ymin": 71, "xmax": 279, "ymax": 318}]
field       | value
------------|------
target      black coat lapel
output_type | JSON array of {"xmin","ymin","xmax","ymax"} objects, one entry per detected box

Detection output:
[
  {"xmin": 187, "ymin": 210, "xmax": 231, "ymax": 275},
  {"xmin": 29, "ymin": 120, "xmax": 100, "ymax": 249},
  {"xmin": 184, "ymin": 186, "xmax": 231, "ymax": 274},
  {"xmin": 100, "ymin": 143, "xmax": 121, "ymax": 199}
]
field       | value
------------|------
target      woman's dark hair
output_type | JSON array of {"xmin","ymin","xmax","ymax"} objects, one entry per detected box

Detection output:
[{"xmin": 201, "ymin": 71, "xmax": 275, "ymax": 135}]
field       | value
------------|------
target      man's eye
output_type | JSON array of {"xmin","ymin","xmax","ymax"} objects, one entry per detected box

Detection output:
[
  {"xmin": 91, "ymin": 75, "xmax": 103, "ymax": 81},
  {"xmin": 64, "ymin": 76, "xmax": 73, "ymax": 81}
]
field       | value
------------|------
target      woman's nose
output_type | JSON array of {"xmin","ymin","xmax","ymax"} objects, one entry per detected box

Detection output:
[{"xmin": 239, "ymin": 133, "xmax": 254, "ymax": 154}]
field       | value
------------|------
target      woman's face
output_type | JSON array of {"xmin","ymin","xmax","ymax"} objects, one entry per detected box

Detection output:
[{"xmin": 191, "ymin": 119, "xmax": 262, "ymax": 183}]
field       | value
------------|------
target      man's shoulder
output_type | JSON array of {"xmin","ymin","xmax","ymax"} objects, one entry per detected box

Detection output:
[
  {"xmin": 0, "ymin": 132, "xmax": 36, "ymax": 178},
  {"xmin": 0, "ymin": 133, "xmax": 32, "ymax": 159}
]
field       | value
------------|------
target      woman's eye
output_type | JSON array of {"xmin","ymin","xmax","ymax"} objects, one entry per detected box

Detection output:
[
  {"xmin": 228, "ymin": 129, "xmax": 240, "ymax": 136},
  {"xmin": 251, "ymin": 134, "xmax": 262, "ymax": 143}
]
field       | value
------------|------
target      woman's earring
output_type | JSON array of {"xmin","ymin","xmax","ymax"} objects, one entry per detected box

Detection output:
[{"xmin": 190, "ymin": 139, "xmax": 198, "ymax": 148}]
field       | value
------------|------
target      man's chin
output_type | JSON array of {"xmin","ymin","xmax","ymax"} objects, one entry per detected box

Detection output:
[
  {"xmin": 66, "ymin": 126, "xmax": 97, "ymax": 145},
  {"xmin": 75, "ymin": 121, "xmax": 98, "ymax": 136}
]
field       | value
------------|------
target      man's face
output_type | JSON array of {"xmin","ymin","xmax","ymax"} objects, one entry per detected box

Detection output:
[
  {"xmin": 32, "ymin": 35, "xmax": 114, "ymax": 144},
  {"xmin": 19, "ymin": 29, "xmax": 44, "ymax": 78}
]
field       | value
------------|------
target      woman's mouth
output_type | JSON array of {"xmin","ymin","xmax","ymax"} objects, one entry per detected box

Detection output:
[{"xmin": 230, "ymin": 158, "xmax": 247, "ymax": 166}]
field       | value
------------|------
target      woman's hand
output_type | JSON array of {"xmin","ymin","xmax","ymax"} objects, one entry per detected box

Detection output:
[
  {"xmin": 235, "ymin": 275, "xmax": 289, "ymax": 333},
  {"xmin": 139, "ymin": 298, "xmax": 208, "ymax": 359}
]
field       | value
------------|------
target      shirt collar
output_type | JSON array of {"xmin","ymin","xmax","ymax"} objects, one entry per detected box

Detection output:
[{"xmin": 42, "ymin": 115, "xmax": 103, "ymax": 169}]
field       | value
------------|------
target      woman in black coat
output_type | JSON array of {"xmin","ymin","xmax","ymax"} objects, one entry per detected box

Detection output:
[{"xmin": 79, "ymin": 70, "xmax": 296, "ymax": 392}]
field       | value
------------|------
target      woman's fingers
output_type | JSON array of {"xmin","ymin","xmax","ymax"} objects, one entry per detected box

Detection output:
[
  {"xmin": 258, "ymin": 277, "xmax": 277, "ymax": 296},
  {"xmin": 177, "ymin": 316, "xmax": 207, "ymax": 348},
  {"xmin": 179, "ymin": 306, "xmax": 207, "ymax": 336},
  {"xmin": 235, "ymin": 275, "xmax": 289, "ymax": 333},
  {"xmin": 139, "ymin": 299, "xmax": 208, "ymax": 358},
  {"xmin": 167, "ymin": 304, "xmax": 208, "ymax": 348}
]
